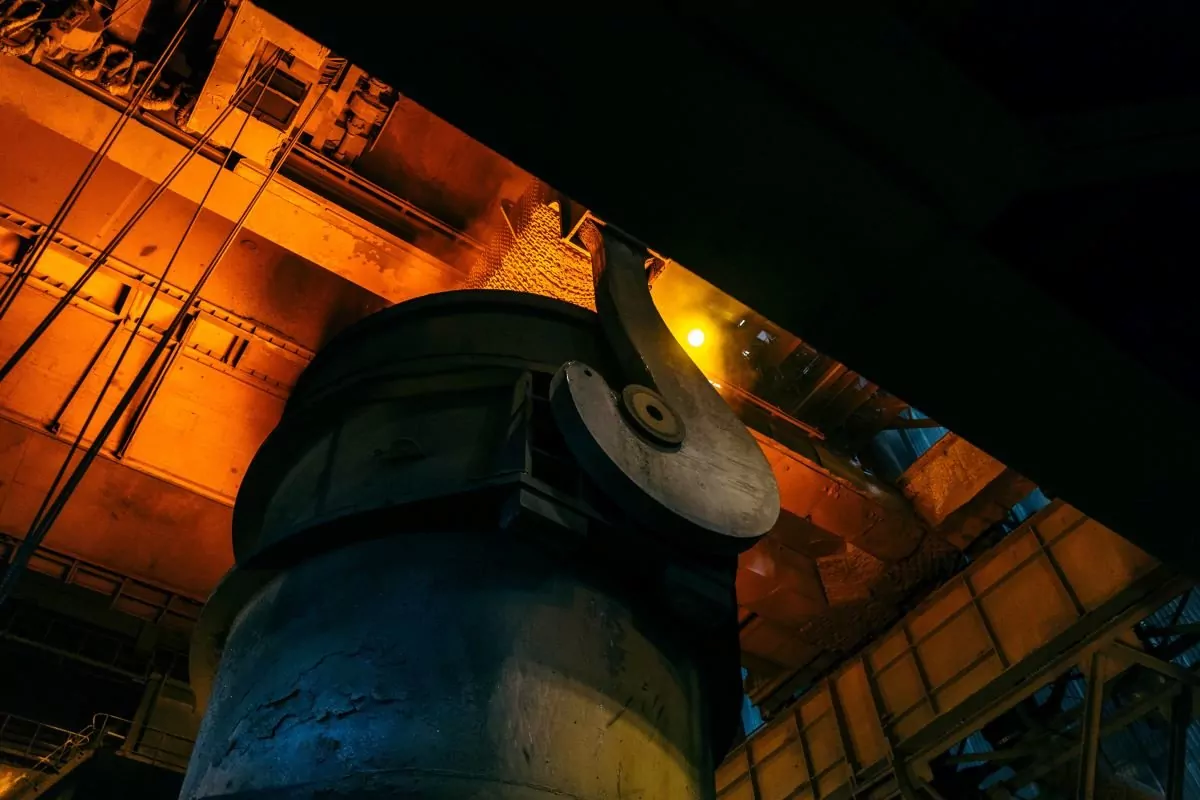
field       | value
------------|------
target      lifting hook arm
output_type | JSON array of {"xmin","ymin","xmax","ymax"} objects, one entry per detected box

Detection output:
[{"xmin": 550, "ymin": 223, "xmax": 780, "ymax": 554}]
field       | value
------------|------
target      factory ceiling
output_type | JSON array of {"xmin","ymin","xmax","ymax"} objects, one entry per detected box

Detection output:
[{"xmin": 0, "ymin": 0, "xmax": 1184, "ymax": 709}]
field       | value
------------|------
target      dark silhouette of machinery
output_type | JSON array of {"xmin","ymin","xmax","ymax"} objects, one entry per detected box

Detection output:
[{"xmin": 181, "ymin": 228, "xmax": 779, "ymax": 798}]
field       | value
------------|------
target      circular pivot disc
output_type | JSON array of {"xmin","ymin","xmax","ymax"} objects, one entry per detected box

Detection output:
[{"xmin": 621, "ymin": 384, "xmax": 685, "ymax": 447}]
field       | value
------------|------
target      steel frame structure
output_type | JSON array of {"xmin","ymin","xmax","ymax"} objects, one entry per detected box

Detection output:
[{"xmin": 717, "ymin": 501, "xmax": 1191, "ymax": 800}]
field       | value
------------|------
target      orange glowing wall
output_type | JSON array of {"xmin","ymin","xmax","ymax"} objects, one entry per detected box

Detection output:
[{"xmin": 466, "ymin": 182, "xmax": 596, "ymax": 310}]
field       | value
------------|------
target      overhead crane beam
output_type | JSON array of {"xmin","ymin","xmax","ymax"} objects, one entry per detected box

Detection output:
[{"xmin": 256, "ymin": 5, "xmax": 1200, "ymax": 582}]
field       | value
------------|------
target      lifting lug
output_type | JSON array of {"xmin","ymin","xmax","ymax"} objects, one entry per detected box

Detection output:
[{"xmin": 551, "ymin": 222, "xmax": 780, "ymax": 554}]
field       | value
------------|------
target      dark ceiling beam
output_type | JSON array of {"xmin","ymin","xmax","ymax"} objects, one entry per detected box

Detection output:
[
  {"xmin": 1039, "ymin": 96, "xmax": 1200, "ymax": 188},
  {"xmin": 260, "ymin": 8, "xmax": 1200, "ymax": 571},
  {"xmin": 676, "ymin": 10, "xmax": 1044, "ymax": 230}
]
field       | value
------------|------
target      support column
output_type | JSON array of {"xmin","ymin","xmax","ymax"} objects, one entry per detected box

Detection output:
[
  {"xmin": 1166, "ymin": 684, "xmax": 1192, "ymax": 800},
  {"xmin": 1075, "ymin": 651, "xmax": 1106, "ymax": 800}
]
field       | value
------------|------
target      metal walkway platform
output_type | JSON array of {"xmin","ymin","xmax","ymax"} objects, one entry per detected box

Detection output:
[{"xmin": 718, "ymin": 501, "xmax": 1185, "ymax": 799}]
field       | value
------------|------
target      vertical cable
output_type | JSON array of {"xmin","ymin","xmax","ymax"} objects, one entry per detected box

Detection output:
[
  {"xmin": 0, "ymin": 63, "xmax": 338, "ymax": 605},
  {"xmin": 4, "ymin": 53, "xmax": 284, "ymax": 599},
  {"xmin": 0, "ymin": 0, "xmax": 204, "ymax": 320},
  {"xmin": 0, "ymin": 53, "xmax": 285, "ymax": 384}
]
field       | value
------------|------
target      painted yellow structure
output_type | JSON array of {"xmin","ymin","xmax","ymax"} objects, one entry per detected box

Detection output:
[{"xmin": 717, "ymin": 501, "xmax": 1174, "ymax": 799}]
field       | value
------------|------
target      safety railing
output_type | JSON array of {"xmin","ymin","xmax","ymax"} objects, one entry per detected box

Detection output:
[
  {"xmin": 717, "ymin": 501, "xmax": 1174, "ymax": 800},
  {"xmin": 0, "ymin": 714, "xmax": 84, "ymax": 765},
  {"xmin": 0, "ymin": 711, "xmax": 194, "ymax": 783},
  {"xmin": 92, "ymin": 714, "xmax": 194, "ymax": 772},
  {"xmin": 0, "ymin": 713, "xmax": 95, "ymax": 798}
]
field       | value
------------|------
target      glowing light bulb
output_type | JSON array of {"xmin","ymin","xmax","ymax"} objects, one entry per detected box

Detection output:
[{"xmin": 687, "ymin": 328, "xmax": 706, "ymax": 348}]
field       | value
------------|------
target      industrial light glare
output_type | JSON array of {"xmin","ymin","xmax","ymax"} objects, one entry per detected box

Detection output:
[{"xmin": 687, "ymin": 328, "xmax": 706, "ymax": 348}]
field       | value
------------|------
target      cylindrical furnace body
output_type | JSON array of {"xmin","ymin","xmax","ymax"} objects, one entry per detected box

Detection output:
[{"xmin": 182, "ymin": 291, "xmax": 747, "ymax": 799}]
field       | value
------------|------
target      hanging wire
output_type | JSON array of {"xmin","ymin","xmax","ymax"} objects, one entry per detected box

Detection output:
[
  {"xmin": 101, "ymin": 0, "xmax": 148, "ymax": 31},
  {"xmin": 0, "ymin": 62, "xmax": 338, "ymax": 606},
  {"xmin": 0, "ymin": 0, "xmax": 203, "ymax": 319},
  {"xmin": 0, "ymin": 52, "xmax": 286, "ymax": 385},
  {"xmin": 7, "ymin": 52, "xmax": 284, "ymax": 586}
]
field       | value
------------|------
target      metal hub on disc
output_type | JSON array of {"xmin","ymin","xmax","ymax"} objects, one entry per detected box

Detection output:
[{"xmin": 621, "ymin": 384, "xmax": 684, "ymax": 447}]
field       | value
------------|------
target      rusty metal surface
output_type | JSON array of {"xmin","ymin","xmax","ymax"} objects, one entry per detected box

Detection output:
[{"xmin": 804, "ymin": 535, "xmax": 961, "ymax": 648}]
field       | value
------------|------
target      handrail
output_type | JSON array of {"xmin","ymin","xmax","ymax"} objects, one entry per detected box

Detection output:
[
  {"xmin": 0, "ymin": 713, "xmax": 78, "ymax": 742},
  {"xmin": 91, "ymin": 713, "xmax": 195, "ymax": 770},
  {"xmin": 0, "ymin": 713, "xmax": 80, "ymax": 761},
  {"xmin": 0, "ymin": 713, "xmax": 97, "ymax": 799},
  {"xmin": 0, "ymin": 710, "xmax": 197, "ymax": 779}
]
